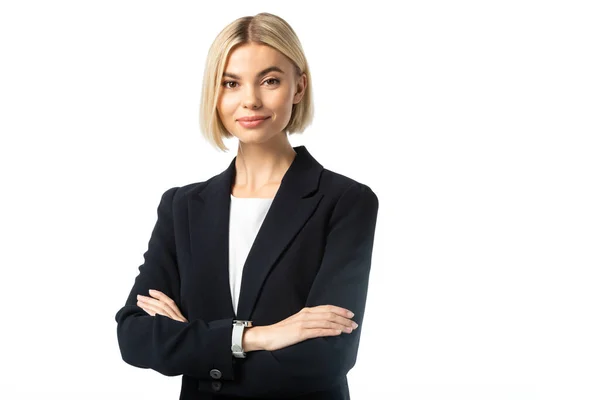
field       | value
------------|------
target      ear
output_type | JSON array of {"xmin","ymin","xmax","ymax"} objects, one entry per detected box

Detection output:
[{"xmin": 293, "ymin": 73, "xmax": 308, "ymax": 104}]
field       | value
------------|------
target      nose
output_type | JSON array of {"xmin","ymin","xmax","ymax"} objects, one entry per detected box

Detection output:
[{"xmin": 242, "ymin": 86, "xmax": 261, "ymax": 109}]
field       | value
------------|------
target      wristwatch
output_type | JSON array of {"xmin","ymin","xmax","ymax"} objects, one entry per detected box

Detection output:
[{"xmin": 232, "ymin": 320, "xmax": 253, "ymax": 358}]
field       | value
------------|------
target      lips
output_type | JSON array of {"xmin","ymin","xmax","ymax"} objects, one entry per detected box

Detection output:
[
  {"xmin": 237, "ymin": 117, "xmax": 269, "ymax": 128},
  {"xmin": 237, "ymin": 116, "xmax": 269, "ymax": 122}
]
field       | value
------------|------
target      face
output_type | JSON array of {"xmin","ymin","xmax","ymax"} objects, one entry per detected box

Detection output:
[{"xmin": 217, "ymin": 42, "xmax": 307, "ymax": 145}]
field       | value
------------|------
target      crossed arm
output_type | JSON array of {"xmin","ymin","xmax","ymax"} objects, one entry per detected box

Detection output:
[{"xmin": 114, "ymin": 182, "xmax": 379, "ymax": 397}]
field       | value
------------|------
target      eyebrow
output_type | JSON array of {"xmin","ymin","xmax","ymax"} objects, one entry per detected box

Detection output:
[{"xmin": 223, "ymin": 66, "xmax": 285, "ymax": 80}]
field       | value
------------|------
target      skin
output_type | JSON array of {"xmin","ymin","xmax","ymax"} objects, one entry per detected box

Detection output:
[
  {"xmin": 137, "ymin": 42, "xmax": 358, "ymax": 352},
  {"xmin": 218, "ymin": 42, "xmax": 304, "ymax": 198}
]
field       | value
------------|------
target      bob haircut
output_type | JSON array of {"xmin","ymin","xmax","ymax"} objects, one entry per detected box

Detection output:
[{"xmin": 200, "ymin": 12, "xmax": 314, "ymax": 152}]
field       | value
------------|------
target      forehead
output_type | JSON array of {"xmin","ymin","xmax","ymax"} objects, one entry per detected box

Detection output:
[{"xmin": 224, "ymin": 43, "xmax": 289, "ymax": 73}]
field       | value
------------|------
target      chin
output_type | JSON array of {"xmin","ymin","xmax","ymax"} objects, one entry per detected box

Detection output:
[{"xmin": 235, "ymin": 130, "xmax": 277, "ymax": 144}]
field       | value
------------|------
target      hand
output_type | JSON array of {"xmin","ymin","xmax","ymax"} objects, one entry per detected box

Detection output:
[
  {"xmin": 136, "ymin": 289, "xmax": 188, "ymax": 323},
  {"xmin": 256, "ymin": 305, "xmax": 358, "ymax": 352}
]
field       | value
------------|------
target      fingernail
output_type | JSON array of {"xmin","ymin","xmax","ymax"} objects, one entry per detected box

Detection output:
[
  {"xmin": 347, "ymin": 311, "xmax": 354, "ymax": 318},
  {"xmin": 352, "ymin": 322, "xmax": 359, "ymax": 329}
]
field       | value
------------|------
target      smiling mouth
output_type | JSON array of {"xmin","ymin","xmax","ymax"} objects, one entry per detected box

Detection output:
[
  {"xmin": 237, "ymin": 117, "xmax": 270, "ymax": 128},
  {"xmin": 237, "ymin": 116, "xmax": 269, "ymax": 122}
]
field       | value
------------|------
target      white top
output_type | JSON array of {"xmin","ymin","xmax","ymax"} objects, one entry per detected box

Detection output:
[{"xmin": 228, "ymin": 193, "xmax": 274, "ymax": 315}]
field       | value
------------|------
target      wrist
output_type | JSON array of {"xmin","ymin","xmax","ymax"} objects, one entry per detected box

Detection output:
[{"xmin": 242, "ymin": 326, "xmax": 265, "ymax": 352}]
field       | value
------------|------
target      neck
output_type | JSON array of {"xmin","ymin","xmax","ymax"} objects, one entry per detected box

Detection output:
[{"xmin": 234, "ymin": 135, "xmax": 297, "ymax": 193}]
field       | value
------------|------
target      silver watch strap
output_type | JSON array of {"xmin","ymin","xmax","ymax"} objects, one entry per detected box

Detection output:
[{"xmin": 232, "ymin": 320, "xmax": 252, "ymax": 358}]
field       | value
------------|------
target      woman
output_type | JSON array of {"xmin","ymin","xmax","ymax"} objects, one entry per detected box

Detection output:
[{"xmin": 115, "ymin": 12, "xmax": 379, "ymax": 400}]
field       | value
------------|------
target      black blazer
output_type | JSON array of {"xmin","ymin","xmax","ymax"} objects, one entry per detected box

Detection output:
[{"xmin": 114, "ymin": 145, "xmax": 379, "ymax": 399}]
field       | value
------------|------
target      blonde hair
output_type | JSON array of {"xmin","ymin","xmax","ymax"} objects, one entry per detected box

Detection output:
[{"xmin": 199, "ymin": 12, "xmax": 314, "ymax": 152}]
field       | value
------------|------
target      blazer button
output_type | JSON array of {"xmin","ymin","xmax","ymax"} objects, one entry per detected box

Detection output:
[
  {"xmin": 209, "ymin": 368, "xmax": 222, "ymax": 379},
  {"xmin": 211, "ymin": 381, "xmax": 222, "ymax": 391}
]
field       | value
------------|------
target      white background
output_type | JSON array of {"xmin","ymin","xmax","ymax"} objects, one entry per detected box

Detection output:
[{"xmin": 1, "ymin": 1, "xmax": 598, "ymax": 399}]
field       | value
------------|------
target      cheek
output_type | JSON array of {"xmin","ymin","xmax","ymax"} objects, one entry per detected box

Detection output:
[
  {"xmin": 218, "ymin": 96, "xmax": 236, "ymax": 112},
  {"xmin": 266, "ymin": 90, "xmax": 294, "ymax": 112},
  {"xmin": 217, "ymin": 99, "xmax": 238, "ymax": 123}
]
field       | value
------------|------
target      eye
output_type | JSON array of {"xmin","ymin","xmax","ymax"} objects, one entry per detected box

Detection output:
[
  {"xmin": 221, "ymin": 78, "xmax": 280, "ymax": 89},
  {"xmin": 222, "ymin": 81, "xmax": 238, "ymax": 89}
]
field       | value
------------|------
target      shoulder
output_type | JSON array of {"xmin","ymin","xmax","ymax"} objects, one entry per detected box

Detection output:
[
  {"xmin": 320, "ymin": 168, "xmax": 378, "ymax": 205},
  {"xmin": 155, "ymin": 176, "xmax": 218, "ymax": 208}
]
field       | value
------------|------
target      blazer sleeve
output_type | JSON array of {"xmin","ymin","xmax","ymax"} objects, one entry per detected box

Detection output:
[
  {"xmin": 114, "ymin": 186, "xmax": 236, "ymax": 380},
  {"xmin": 272, "ymin": 181, "xmax": 379, "ymax": 377},
  {"xmin": 206, "ymin": 182, "xmax": 379, "ymax": 397}
]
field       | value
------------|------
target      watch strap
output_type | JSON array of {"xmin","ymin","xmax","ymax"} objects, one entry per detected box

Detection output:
[{"xmin": 232, "ymin": 320, "xmax": 252, "ymax": 358}]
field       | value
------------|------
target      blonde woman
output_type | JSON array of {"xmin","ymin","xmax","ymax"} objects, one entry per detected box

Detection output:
[{"xmin": 115, "ymin": 12, "xmax": 379, "ymax": 400}]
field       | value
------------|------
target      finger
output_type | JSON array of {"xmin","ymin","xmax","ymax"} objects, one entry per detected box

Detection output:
[
  {"xmin": 300, "ymin": 313, "xmax": 358, "ymax": 333},
  {"xmin": 137, "ymin": 302, "xmax": 154, "ymax": 316},
  {"xmin": 147, "ymin": 290, "xmax": 187, "ymax": 322},
  {"xmin": 137, "ymin": 295, "xmax": 177, "ymax": 320},
  {"xmin": 305, "ymin": 305, "xmax": 354, "ymax": 318},
  {"xmin": 298, "ymin": 318, "xmax": 355, "ymax": 334},
  {"xmin": 139, "ymin": 296, "xmax": 188, "ymax": 322},
  {"xmin": 140, "ymin": 293, "xmax": 181, "ymax": 320},
  {"xmin": 298, "ymin": 325, "xmax": 344, "ymax": 341},
  {"xmin": 280, "ymin": 306, "xmax": 353, "ymax": 328},
  {"xmin": 303, "ymin": 311, "xmax": 357, "ymax": 330},
  {"xmin": 137, "ymin": 301, "xmax": 159, "ymax": 316},
  {"xmin": 137, "ymin": 300, "xmax": 164, "ymax": 316},
  {"xmin": 138, "ymin": 300, "xmax": 185, "ymax": 322}
]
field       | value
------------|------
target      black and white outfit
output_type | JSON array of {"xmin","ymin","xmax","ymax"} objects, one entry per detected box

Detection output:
[{"xmin": 115, "ymin": 145, "xmax": 379, "ymax": 399}]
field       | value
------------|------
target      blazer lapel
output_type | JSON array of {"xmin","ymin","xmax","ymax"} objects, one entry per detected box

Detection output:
[{"xmin": 188, "ymin": 145, "xmax": 324, "ymax": 321}]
